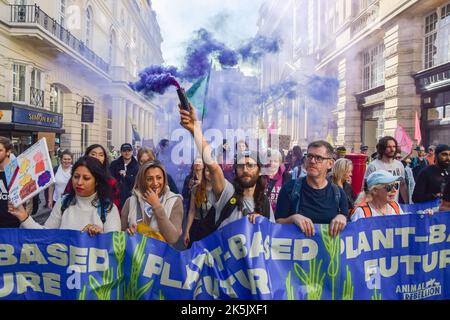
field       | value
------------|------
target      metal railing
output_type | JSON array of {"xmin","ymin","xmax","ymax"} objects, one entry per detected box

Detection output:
[
  {"xmin": 30, "ymin": 86, "xmax": 44, "ymax": 108},
  {"xmin": 10, "ymin": 4, "xmax": 109, "ymax": 74}
]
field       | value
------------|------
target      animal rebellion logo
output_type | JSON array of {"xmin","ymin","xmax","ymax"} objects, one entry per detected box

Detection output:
[{"xmin": 396, "ymin": 278, "xmax": 442, "ymax": 300}]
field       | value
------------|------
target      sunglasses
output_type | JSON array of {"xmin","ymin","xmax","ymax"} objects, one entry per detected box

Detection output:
[{"xmin": 384, "ymin": 183, "xmax": 399, "ymax": 192}]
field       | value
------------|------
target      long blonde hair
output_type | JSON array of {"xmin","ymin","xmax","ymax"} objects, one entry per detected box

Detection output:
[{"xmin": 332, "ymin": 158, "xmax": 353, "ymax": 186}]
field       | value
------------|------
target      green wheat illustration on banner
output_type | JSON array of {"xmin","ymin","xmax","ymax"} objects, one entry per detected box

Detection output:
[
  {"xmin": 124, "ymin": 235, "xmax": 154, "ymax": 300},
  {"xmin": 320, "ymin": 224, "xmax": 340, "ymax": 300},
  {"xmin": 113, "ymin": 231, "xmax": 126, "ymax": 300},
  {"xmin": 372, "ymin": 287, "xmax": 382, "ymax": 300},
  {"xmin": 78, "ymin": 285, "xmax": 86, "ymax": 300},
  {"xmin": 342, "ymin": 265, "xmax": 354, "ymax": 300},
  {"xmin": 89, "ymin": 267, "xmax": 115, "ymax": 300},
  {"xmin": 293, "ymin": 259, "xmax": 326, "ymax": 300},
  {"xmin": 285, "ymin": 271, "xmax": 295, "ymax": 300},
  {"xmin": 159, "ymin": 290, "xmax": 165, "ymax": 300}
]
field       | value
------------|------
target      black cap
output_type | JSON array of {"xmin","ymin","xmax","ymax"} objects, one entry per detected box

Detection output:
[
  {"xmin": 360, "ymin": 145, "xmax": 368, "ymax": 151},
  {"xmin": 120, "ymin": 143, "xmax": 133, "ymax": 151},
  {"xmin": 435, "ymin": 144, "xmax": 450, "ymax": 157}
]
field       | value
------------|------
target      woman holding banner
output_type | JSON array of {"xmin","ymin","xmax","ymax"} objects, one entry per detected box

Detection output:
[
  {"xmin": 120, "ymin": 160, "xmax": 183, "ymax": 245},
  {"xmin": 351, "ymin": 170, "xmax": 404, "ymax": 221},
  {"xmin": 8, "ymin": 156, "xmax": 121, "ymax": 235}
]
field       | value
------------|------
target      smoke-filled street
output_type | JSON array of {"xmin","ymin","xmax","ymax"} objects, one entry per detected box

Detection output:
[{"xmin": 0, "ymin": 0, "xmax": 449, "ymax": 306}]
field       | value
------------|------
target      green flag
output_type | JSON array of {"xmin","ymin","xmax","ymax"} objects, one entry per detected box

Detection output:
[{"xmin": 186, "ymin": 66, "xmax": 211, "ymax": 121}]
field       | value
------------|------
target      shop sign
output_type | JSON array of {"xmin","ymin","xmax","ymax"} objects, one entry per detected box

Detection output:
[
  {"xmin": 12, "ymin": 106, "xmax": 62, "ymax": 128},
  {"xmin": 418, "ymin": 69, "xmax": 450, "ymax": 89}
]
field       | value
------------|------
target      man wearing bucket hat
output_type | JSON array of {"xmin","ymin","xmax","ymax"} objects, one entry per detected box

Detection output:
[
  {"xmin": 413, "ymin": 144, "xmax": 450, "ymax": 203},
  {"xmin": 351, "ymin": 170, "xmax": 404, "ymax": 221}
]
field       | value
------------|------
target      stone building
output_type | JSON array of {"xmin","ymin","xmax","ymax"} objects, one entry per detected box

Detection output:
[
  {"xmin": 0, "ymin": 0, "xmax": 163, "ymax": 155},
  {"xmin": 258, "ymin": 0, "xmax": 450, "ymax": 153}
]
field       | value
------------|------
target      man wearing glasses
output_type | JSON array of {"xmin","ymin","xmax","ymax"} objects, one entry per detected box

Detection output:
[
  {"xmin": 413, "ymin": 144, "xmax": 450, "ymax": 203},
  {"xmin": 364, "ymin": 136, "xmax": 409, "ymax": 204},
  {"xmin": 275, "ymin": 140, "xmax": 349, "ymax": 237}
]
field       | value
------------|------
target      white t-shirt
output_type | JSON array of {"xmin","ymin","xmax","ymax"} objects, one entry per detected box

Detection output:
[
  {"xmin": 351, "ymin": 202, "xmax": 404, "ymax": 222},
  {"xmin": 214, "ymin": 180, "xmax": 275, "ymax": 229},
  {"xmin": 53, "ymin": 165, "xmax": 72, "ymax": 202},
  {"xmin": 21, "ymin": 193, "xmax": 121, "ymax": 232},
  {"xmin": 365, "ymin": 159, "xmax": 405, "ymax": 202}
]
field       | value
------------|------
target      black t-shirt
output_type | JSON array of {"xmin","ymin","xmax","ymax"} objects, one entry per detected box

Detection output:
[
  {"xmin": 275, "ymin": 179, "xmax": 349, "ymax": 224},
  {"xmin": 412, "ymin": 165, "xmax": 450, "ymax": 203},
  {"xmin": 443, "ymin": 182, "xmax": 450, "ymax": 202},
  {"xmin": 0, "ymin": 171, "xmax": 20, "ymax": 228}
]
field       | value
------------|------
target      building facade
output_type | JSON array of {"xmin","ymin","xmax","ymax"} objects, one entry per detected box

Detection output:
[
  {"xmin": 258, "ymin": 0, "xmax": 450, "ymax": 153},
  {"xmin": 0, "ymin": 0, "xmax": 163, "ymax": 156}
]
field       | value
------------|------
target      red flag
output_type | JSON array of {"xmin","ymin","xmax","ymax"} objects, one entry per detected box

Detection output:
[
  {"xmin": 414, "ymin": 111, "xmax": 422, "ymax": 146},
  {"xmin": 395, "ymin": 126, "xmax": 413, "ymax": 154}
]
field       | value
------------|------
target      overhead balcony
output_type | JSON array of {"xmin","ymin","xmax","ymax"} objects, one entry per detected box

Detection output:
[{"xmin": 5, "ymin": 4, "xmax": 109, "ymax": 78}]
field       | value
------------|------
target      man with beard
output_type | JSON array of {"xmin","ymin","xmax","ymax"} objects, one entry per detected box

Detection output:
[
  {"xmin": 276, "ymin": 140, "xmax": 348, "ymax": 237},
  {"xmin": 413, "ymin": 144, "xmax": 450, "ymax": 203},
  {"xmin": 0, "ymin": 137, "xmax": 20, "ymax": 228},
  {"xmin": 179, "ymin": 105, "xmax": 274, "ymax": 230},
  {"xmin": 364, "ymin": 136, "xmax": 409, "ymax": 203}
]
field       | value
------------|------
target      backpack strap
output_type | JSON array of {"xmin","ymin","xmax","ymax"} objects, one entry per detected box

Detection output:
[
  {"xmin": 388, "ymin": 201, "xmax": 401, "ymax": 215},
  {"xmin": 360, "ymin": 203, "xmax": 372, "ymax": 217},
  {"xmin": 331, "ymin": 183, "xmax": 342, "ymax": 214},
  {"xmin": 215, "ymin": 195, "xmax": 238, "ymax": 228},
  {"xmin": 290, "ymin": 177, "xmax": 304, "ymax": 214}
]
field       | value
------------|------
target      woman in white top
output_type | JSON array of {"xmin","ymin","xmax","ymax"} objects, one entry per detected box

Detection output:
[
  {"xmin": 351, "ymin": 170, "xmax": 404, "ymax": 222},
  {"xmin": 47, "ymin": 149, "xmax": 73, "ymax": 208},
  {"xmin": 121, "ymin": 160, "xmax": 183, "ymax": 245},
  {"xmin": 8, "ymin": 156, "xmax": 121, "ymax": 236}
]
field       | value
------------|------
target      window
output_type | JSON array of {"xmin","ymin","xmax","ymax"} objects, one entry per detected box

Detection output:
[
  {"xmin": 81, "ymin": 124, "xmax": 89, "ymax": 151},
  {"xmin": 85, "ymin": 6, "xmax": 93, "ymax": 48},
  {"xmin": 31, "ymin": 68, "xmax": 41, "ymax": 90},
  {"xmin": 50, "ymin": 85, "xmax": 64, "ymax": 113},
  {"xmin": 59, "ymin": 0, "xmax": 66, "ymax": 26},
  {"xmin": 107, "ymin": 108, "xmax": 112, "ymax": 148},
  {"xmin": 109, "ymin": 30, "xmax": 116, "ymax": 65},
  {"xmin": 362, "ymin": 44, "xmax": 385, "ymax": 91},
  {"xmin": 424, "ymin": 3, "xmax": 450, "ymax": 69},
  {"xmin": 12, "ymin": 64, "xmax": 25, "ymax": 102}
]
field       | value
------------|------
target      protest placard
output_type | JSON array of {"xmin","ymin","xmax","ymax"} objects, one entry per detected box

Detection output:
[{"xmin": 6, "ymin": 138, "xmax": 55, "ymax": 208}]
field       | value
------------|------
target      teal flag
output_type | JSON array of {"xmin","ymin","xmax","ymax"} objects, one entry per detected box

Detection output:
[{"xmin": 186, "ymin": 67, "xmax": 211, "ymax": 121}]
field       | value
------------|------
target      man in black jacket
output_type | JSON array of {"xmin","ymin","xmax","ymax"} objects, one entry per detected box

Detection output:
[
  {"xmin": 413, "ymin": 144, "xmax": 450, "ymax": 203},
  {"xmin": 110, "ymin": 143, "xmax": 139, "ymax": 210}
]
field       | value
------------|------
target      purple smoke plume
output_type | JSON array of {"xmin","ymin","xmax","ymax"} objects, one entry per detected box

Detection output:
[
  {"xmin": 130, "ymin": 29, "xmax": 281, "ymax": 98},
  {"xmin": 238, "ymin": 35, "xmax": 281, "ymax": 63},
  {"xmin": 257, "ymin": 80, "xmax": 298, "ymax": 104},
  {"xmin": 306, "ymin": 75, "xmax": 339, "ymax": 105},
  {"xmin": 129, "ymin": 66, "xmax": 180, "ymax": 97}
]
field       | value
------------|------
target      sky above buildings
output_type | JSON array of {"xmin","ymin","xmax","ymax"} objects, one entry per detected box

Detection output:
[{"xmin": 152, "ymin": 0, "xmax": 264, "ymax": 74}]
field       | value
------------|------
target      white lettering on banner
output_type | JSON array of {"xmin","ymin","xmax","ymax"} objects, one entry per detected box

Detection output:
[
  {"xmin": 228, "ymin": 234, "xmax": 247, "ymax": 260},
  {"xmin": 270, "ymin": 238, "xmax": 292, "ymax": 260},
  {"xmin": 47, "ymin": 244, "xmax": 68, "ymax": 266},
  {"xmin": 397, "ymin": 278, "xmax": 442, "ymax": 300},
  {"xmin": 0, "ymin": 244, "xmax": 18, "ymax": 266},
  {"xmin": 234, "ymin": 269, "xmax": 270, "ymax": 295},
  {"xmin": 20, "ymin": 244, "xmax": 47, "ymax": 265},
  {"xmin": 142, "ymin": 254, "xmax": 163, "ymax": 279}
]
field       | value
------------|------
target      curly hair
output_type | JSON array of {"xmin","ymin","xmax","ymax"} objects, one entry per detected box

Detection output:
[
  {"xmin": 376, "ymin": 136, "xmax": 398, "ymax": 160},
  {"xmin": 61, "ymin": 156, "xmax": 113, "ymax": 219}
]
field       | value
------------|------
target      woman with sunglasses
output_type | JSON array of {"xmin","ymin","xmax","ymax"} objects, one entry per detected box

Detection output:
[{"xmin": 351, "ymin": 170, "xmax": 403, "ymax": 221}]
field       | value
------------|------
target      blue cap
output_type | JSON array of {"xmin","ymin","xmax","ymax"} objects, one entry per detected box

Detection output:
[{"xmin": 366, "ymin": 170, "xmax": 401, "ymax": 189}]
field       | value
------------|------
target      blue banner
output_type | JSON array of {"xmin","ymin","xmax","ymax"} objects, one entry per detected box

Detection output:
[{"xmin": 0, "ymin": 203, "xmax": 448, "ymax": 300}]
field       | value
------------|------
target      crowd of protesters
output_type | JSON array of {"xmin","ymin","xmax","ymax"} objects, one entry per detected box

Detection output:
[{"xmin": 0, "ymin": 104, "xmax": 448, "ymax": 250}]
